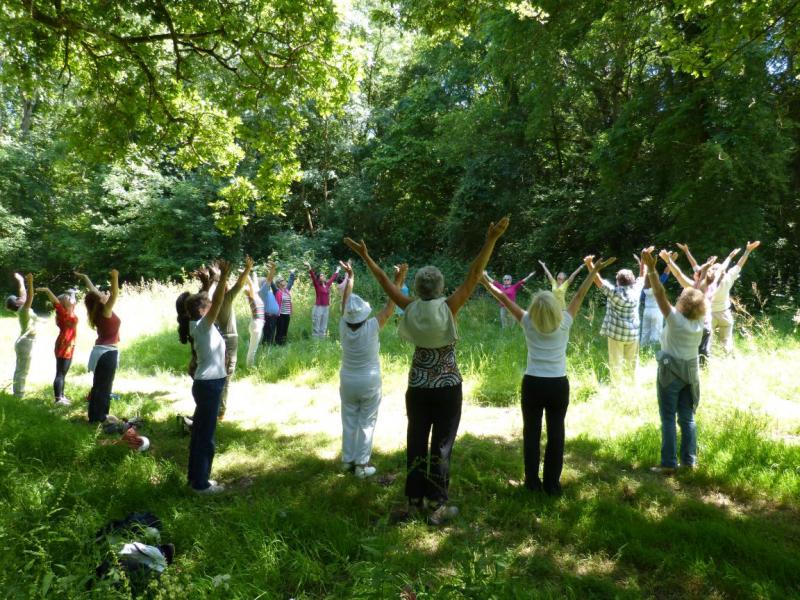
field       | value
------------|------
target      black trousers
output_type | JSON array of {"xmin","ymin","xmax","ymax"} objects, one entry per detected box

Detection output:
[
  {"xmin": 521, "ymin": 375, "xmax": 569, "ymax": 493},
  {"xmin": 88, "ymin": 350, "xmax": 118, "ymax": 423},
  {"xmin": 698, "ymin": 325, "xmax": 711, "ymax": 367},
  {"xmin": 275, "ymin": 314, "xmax": 291, "ymax": 345},
  {"xmin": 188, "ymin": 377, "xmax": 225, "ymax": 490},
  {"xmin": 261, "ymin": 314, "xmax": 278, "ymax": 345},
  {"xmin": 53, "ymin": 357, "xmax": 72, "ymax": 399},
  {"xmin": 405, "ymin": 384, "xmax": 462, "ymax": 503}
]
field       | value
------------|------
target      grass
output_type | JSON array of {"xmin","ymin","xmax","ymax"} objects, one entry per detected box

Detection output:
[{"xmin": 1, "ymin": 278, "xmax": 799, "ymax": 598}]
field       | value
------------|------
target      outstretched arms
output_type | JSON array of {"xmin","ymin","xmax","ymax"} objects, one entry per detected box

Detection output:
[
  {"xmin": 538, "ymin": 261, "xmax": 555, "ymax": 285},
  {"xmin": 339, "ymin": 260, "xmax": 354, "ymax": 315},
  {"xmin": 676, "ymin": 243, "xmax": 700, "ymax": 273},
  {"xmin": 643, "ymin": 250, "xmax": 672, "ymax": 318},
  {"xmin": 377, "ymin": 264, "xmax": 408, "ymax": 328},
  {"xmin": 658, "ymin": 250, "xmax": 694, "ymax": 289},
  {"xmin": 446, "ymin": 217, "xmax": 510, "ymax": 316},
  {"xmin": 480, "ymin": 271, "xmax": 524, "ymax": 323},
  {"xmin": 36, "ymin": 286, "xmax": 59, "ymax": 306},
  {"xmin": 229, "ymin": 256, "xmax": 254, "ymax": 297},
  {"xmin": 736, "ymin": 241, "xmax": 760, "ymax": 271},
  {"xmin": 344, "ymin": 238, "xmax": 413, "ymax": 310},
  {"xmin": 567, "ymin": 257, "xmax": 615, "ymax": 318},
  {"xmin": 206, "ymin": 261, "xmax": 231, "ymax": 325},
  {"xmin": 74, "ymin": 271, "xmax": 101, "ymax": 296}
]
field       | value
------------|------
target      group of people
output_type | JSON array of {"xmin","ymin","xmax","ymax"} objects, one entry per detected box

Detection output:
[{"xmin": 7, "ymin": 224, "xmax": 760, "ymax": 520}]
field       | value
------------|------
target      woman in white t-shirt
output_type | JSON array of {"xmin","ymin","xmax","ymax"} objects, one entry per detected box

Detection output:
[
  {"xmin": 183, "ymin": 259, "xmax": 233, "ymax": 494},
  {"xmin": 642, "ymin": 250, "xmax": 708, "ymax": 475},
  {"xmin": 480, "ymin": 256, "xmax": 615, "ymax": 495},
  {"xmin": 337, "ymin": 261, "xmax": 407, "ymax": 478}
]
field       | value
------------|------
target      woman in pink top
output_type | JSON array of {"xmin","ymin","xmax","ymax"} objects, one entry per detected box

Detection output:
[
  {"xmin": 304, "ymin": 260, "xmax": 341, "ymax": 339},
  {"xmin": 491, "ymin": 271, "xmax": 534, "ymax": 328},
  {"xmin": 76, "ymin": 269, "xmax": 121, "ymax": 423}
]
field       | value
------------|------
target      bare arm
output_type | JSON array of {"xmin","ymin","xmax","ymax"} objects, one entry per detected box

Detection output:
[
  {"xmin": 565, "ymin": 263, "xmax": 586, "ymax": 286},
  {"xmin": 36, "ymin": 286, "xmax": 59, "ymax": 306},
  {"xmin": 339, "ymin": 260, "xmax": 354, "ymax": 315},
  {"xmin": 446, "ymin": 217, "xmax": 510, "ymax": 316},
  {"xmin": 377, "ymin": 264, "xmax": 408, "ymax": 328},
  {"xmin": 480, "ymin": 271, "xmax": 524, "ymax": 322},
  {"xmin": 736, "ymin": 241, "xmax": 760, "ymax": 270},
  {"xmin": 658, "ymin": 250, "xmax": 694, "ymax": 289},
  {"xmin": 229, "ymin": 256, "xmax": 254, "ymax": 297},
  {"xmin": 538, "ymin": 261, "xmax": 555, "ymax": 285},
  {"xmin": 583, "ymin": 256, "xmax": 606, "ymax": 289},
  {"xmin": 206, "ymin": 261, "xmax": 231, "ymax": 325},
  {"xmin": 676, "ymin": 243, "xmax": 700, "ymax": 273},
  {"xmin": 344, "ymin": 238, "xmax": 413, "ymax": 309},
  {"xmin": 644, "ymin": 251, "xmax": 672, "ymax": 318},
  {"xmin": 103, "ymin": 269, "xmax": 119, "ymax": 317},
  {"xmin": 74, "ymin": 271, "xmax": 101, "ymax": 296},
  {"xmin": 522, "ymin": 271, "xmax": 535, "ymax": 283},
  {"xmin": 23, "ymin": 274, "xmax": 34, "ymax": 310},
  {"xmin": 567, "ymin": 257, "xmax": 615, "ymax": 318}
]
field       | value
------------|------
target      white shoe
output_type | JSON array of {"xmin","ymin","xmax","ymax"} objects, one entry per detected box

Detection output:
[
  {"xmin": 55, "ymin": 397, "xmax": 71, "ymax": 406},
  {"xmin": 194, "ymin": 482, "xmax": 225, "ymax": 494},
  {"xmin": 354, "ymin": 465, "xmax": 376, "ymax": 479}
]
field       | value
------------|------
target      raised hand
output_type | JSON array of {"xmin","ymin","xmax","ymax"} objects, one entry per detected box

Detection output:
[
  {"xmin": 670, "ymin": 251, "xmax": 679, "ymax": 261},
  {"xmin": 676, "ymin": 242, "xmax": 689, "ymax": 254},
  {"xmin": 596, "ymin": 257, "xmax": 617, "ymax": 270},
  {"xmin": 244, "ymin": 255, "xmax": 254, "ymax": 271},
  {"xmin": 480, "ymin": 271, "xmax": 493, "ymax": 287},
  {"xmin": 303, "ymin": 260, "xmax": 311, "ymax": 270},
  {"xmin": 344, "ymin": 237, "xmax": 369, "ymax": 259},
  {"xmin": 727, "ymin": 248, "xmax": 741, "ymax": 260},
  {"xmin": 339, "ymin": 260, "xmax": 353, "ymax": 276},
  {"xmin": 216, "ymin": 259, "xmax": 231, "ymax": 275},
  {"xmin": 394, "ymin": 263, "xmax": 409, "ymax": 283},
  {"xmin": 658, "ymin": 249, "xmax": 671, "ymax": 262},
  {"xmin": 110, "ymin": 268, "xmax": 119, "ymax": 278},
  {"xmin": 746, "ymin": 240, "xmax": 761, "ymax": 252},
  {"xmin": 583, "ymin": 255, "xmax": 596, "ymax": 268},
  {"xmin": 25, "ymin": 273, "xmax": 34, "ymax": 284},
  {"xmin": 640, "ymin": 249, "xmax": 656, "ymax": 270},
  {"xmin": 14, "ymin": 272, "xmax": 24, "ymax": 282},
  {"xmin": 487, "ymin": 217, "xmax": 510, "ymax": 241}
]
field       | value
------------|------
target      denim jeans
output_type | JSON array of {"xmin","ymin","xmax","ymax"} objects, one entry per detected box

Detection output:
[
  {"xmin": 405, "ymin": 384, "xmax": 462, "ymax": 503},
  {"xmin": 188, "ymin": 377, "xmax": 226, "ymax": 490},
  {"xmin": 657, "ymin": 378, "xmax": 697, "ymax": 468},
  {"xmin": 521, "ymin": 375, "xmax": 570, "ymax": 493}
]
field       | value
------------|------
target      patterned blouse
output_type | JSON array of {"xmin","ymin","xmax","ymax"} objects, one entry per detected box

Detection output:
[
  {"xmin": 408, "ymin": 343, "xmax": 462, "ymax": 388},
  {"xmin": 54, "ymin": 304, "xmax": 78, "ymax": 360}
]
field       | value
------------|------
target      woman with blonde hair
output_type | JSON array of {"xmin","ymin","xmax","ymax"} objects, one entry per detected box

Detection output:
[{"xmin": 482, "ymin": 256, "xmax": 615, "ymax": 495}]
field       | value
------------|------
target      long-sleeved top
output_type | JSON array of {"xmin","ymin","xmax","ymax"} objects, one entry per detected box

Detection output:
[
  {"xmin": 309, "ymin": 269, "xmax": 338, "ymax": 307},
  {"xmin": 271, "ymin": 272, "xmax": 296, "ymax": 315},
  {"xmin": 492, "ymin": 279, "xmax": 526, "ymax": 304},
  {"xmin": 259, "ymin": 280, "xmax": 280, "ymax": 316},
  {"xmin": 599, "ymin": 277, "xmax": 645, "ymax": 342}
]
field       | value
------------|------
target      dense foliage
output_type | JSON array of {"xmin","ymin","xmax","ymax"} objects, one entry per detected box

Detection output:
[{"xmin": 2, "ymin": 0, "xmax": 798, "ymax": 300}]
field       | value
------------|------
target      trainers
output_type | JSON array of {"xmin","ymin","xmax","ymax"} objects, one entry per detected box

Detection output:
[
  {"xmin": 355, "ymin": 465, "xmax": 376, "ymax": 479},
  {"xmin": 194, "ymin": 482, "xmax": 225, "ymax": 494},
  {"xmin": 55, "ymin": 397, "xmax": 71, "ymax": 406},
  {"xmin": 428, "ymin": 503, "xmax": 459, "ymax": 525},
  {"xmin": 650, "ymin": 466, "xmax": 677, "ymax": 476}
]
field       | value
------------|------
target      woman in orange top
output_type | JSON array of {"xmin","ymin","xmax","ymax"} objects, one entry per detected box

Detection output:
[{"xmin": 37, "ymin": 286, "xmax": 79, "ymax": 406}]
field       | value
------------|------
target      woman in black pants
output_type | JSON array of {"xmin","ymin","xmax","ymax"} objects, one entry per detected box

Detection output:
[
  {"xmin": 345, "ymin": 217, "xmax": 509, "ymax": 524},
  {"xmin": 481, "ymin": 256, "xmax": 615, "ymax": 495}
]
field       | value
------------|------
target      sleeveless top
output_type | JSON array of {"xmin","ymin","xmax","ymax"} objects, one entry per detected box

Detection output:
[{"xmin": 95, "ymin": 312, "xmax": 121, "ymax": 346}]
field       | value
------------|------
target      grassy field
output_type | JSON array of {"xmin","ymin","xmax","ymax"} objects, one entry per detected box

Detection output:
[{"xmin": 1, "ymin": 277, "xmax": 799, "ymax": 598}]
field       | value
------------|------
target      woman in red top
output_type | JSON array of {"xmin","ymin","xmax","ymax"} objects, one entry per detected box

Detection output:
[
  {"xmin": 76, "ymin": 269, "xmax": 121, "ymax": 423},
  {"xmin": 37, "ymin": 286, "xmax": 79, "ymax": 405}
]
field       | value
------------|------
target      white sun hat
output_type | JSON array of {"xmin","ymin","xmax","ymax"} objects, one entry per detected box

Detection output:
[{"xmin": 344, "ymin": 294, "xmax": 372, "ymax": 324}]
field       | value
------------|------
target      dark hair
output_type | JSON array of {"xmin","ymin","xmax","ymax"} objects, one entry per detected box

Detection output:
[
  {"xmin": 345, "ymin": 320, "xmax": 366, "ymax": 331},
  {"xmin": 5, "ymin": 295, "xmax": 20, "ymax": 311},
  {"xmin": 84, "ymin": 291, "xmax": 103, "ymax": 329},
  {"xmin": 185, "ymin": 292, "xmax": 211, "ymax": 320},
  {"xmin": 176, "ymin": 291, "xmax": 191, "ymax": 344}
]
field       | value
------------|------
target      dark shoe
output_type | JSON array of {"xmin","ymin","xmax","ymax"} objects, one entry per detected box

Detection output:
[
  {"xmin": 543, "ymin": 484, "xmax": 562, "ymax": 497},
  {"xmin": 428, "ymin": 503, "xmax": 459, "ymax": 526},
  {"xmin": 524, "ymin": 479, "xmax": 543, "ymax": 492}
]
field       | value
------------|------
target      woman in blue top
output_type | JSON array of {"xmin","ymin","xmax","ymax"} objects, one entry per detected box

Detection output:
[{"xmin": 481, "ymin": 256, "xmax": 615, "ymax": 495}]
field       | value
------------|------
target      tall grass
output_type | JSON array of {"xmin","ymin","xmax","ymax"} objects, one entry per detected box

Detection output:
[{"xmin": 1, "ymin": 276, "xmax": 799, "ymax": 598}]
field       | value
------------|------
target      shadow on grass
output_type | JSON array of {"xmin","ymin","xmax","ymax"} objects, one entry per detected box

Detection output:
[{"xmin": 2, "ymin": 393, "xmax": 799, "ymax": 599}]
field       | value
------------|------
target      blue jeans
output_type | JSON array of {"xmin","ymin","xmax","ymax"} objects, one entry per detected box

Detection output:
[
  {"xmin": 188, "ymin": 377, "xmax": 225, "ymax": 490},
  {"xmin": 657, "ymin": 378, "xmax": 697, "ymax": 468}
]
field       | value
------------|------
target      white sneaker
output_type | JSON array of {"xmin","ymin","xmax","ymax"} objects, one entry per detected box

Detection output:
[
  {"xmin": 194, "ymin": 482, "xmax": 225, "ymax": 494},
  {"xmin": 354, "ymin": 465, "xmax": 376, "ymax": 479},
  {"xmin": 55, "ymin": 397, "xmax": 71, "ymax": 406}
]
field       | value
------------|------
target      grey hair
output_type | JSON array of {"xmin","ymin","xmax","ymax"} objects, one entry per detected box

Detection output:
[
  {"xmin": 414, "ymin": 266, "xmax": 445, "ymax": 300},
  {"xmin": 616, "ymin": 269, "xmax": 636, "ymax": 287}
]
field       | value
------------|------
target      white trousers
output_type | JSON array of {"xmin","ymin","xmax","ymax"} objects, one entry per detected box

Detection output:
[
  {"xmin": 246, "ymin": 318, "xmax": 264, "ymax": 368},
  {"xmin": 13, "ymin": 337, "xmax": 33, "ymax": 398},
  {"xmin": 640, "ymin": 309, "xmax": 663, "ymax": 346},
  {"xmin": 312, "ymin": 305, "xmax": 330, "ymax": 338},
  {"xmin": 608, "ymin": 338, "xmax": 639, "ymax": 380},
  {"xmin": 500, "ymin": 307, "xmax": 512, "ymax": 328},
  {"xmin": 340, "ymin": 375, "xmax": 381, "ymax": 466},
  {"xmin": 712, "ymin": 309, "xmax": 734, "ymax": 355}
]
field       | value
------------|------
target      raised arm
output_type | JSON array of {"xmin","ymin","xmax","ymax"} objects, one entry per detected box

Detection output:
[
  {"xmin": 193, "ymin": 266, "xmax": 213, "ymax": 292},
  {"xmin": 520, "ymin": 271, "xmax": 535, "ymax": 285},
  {"xmin": 676, "ymin": 243, "xmax": 700, "ymax": 273},
  {"xmin": 23, "ymin": 274, "xmax": 34, "ymax": 310},
  {"xmin": 327, "ymin": 267, "xmax": 340, "ymax": 288},
  {"xmin": 538, "ymin": 260, "xmax": 555, "ymax": 285},
  {"xmin": 583, "ymin": 256, "xmax": 606, "ymax": 289},
  {"xmin": 74, "ymin": 271, "xmax": 101, "ymax": 296},
  {"xmin": 567, "ymin": 257, "xmax": 615, "ymax": 318},
  {"xmin": 36, "ymin": 286, "xmax": 59, "ymax": 306},
  {"xmin": 286, "ymin": 270, "xmax": 296, "ymax": 290},
  {"xmin": 339, "ymin": 260, "xmax": 354, "ymax": 315},
  {"xmin": 102, "ymin": 269, "xmax": 119, "ymax": 317},
  {"xmin": 643, "ymin": 250, "xmax": 672, "ymax": 318},
  {"xmin": 446, "ymin": 217, "xmax": 510, "ymax": 316},
  {"xmin": 229, "ymin": 256, "xmax": 254, "ymax": 297},
  {"xmin": 344, "ymin": 238, "xmax": 412, "ymax": 309},
  {"xmin": 377, "ymin": 264, "xmax": 408, "ymax": 328},
  {"xmin": 736, "ymin": 241, "xmax": 760, "ymax": 271},
  {"xmin": 658, "ymin": 250, "xmax": 694, "ymax": 289},
  {"xmin": 13, "ymin": 273, "xmax": 25, "ymax": 305},
  {"xmin": 565, "ymin": 263, "xmax": 586, "ymax": 286},
  {"xmin": 206, "ymin": 261, "xmax": 231, "ymax": 325},
  {"xmin": 480, "ymin": 271, "xmax": 524, "ymax": 322}
]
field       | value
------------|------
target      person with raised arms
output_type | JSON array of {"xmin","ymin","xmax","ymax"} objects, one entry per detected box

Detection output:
[
  {"xmin": 489, "ymin": 270, "xmax": 535, "ymax": 328},
  {"xmin": 305, "ymin": 260, "xmax": 341, "ymax": 339},
  {"xmin": 643, "ymin": 249, "xmax": 711, "ymax": 474},
  {"xmin": 482, "ymin": 256, "xmax": 615, "ymax": 495},
  {"xmin": 184, "ymin": 259, "xmax": 233, "ymax": 494},
  {"xmin": 271, "ymin": 266, "xmax": 296, "ymax": 346},
  {"xmin": 538, "ymin": 260, "xmax": 586, "ymax": 310},
  {"xmin": 345, "ymin": 216, "xmax": 509, "ymax": 525},
  {"xmin": 243, "ymin": 270, "xmax": 265, "ymax": 368},
  {"xmin": 75, "ymin": 269, "xmax": 121, "ymax": 423},
  {"xmin": 6, "ymin": 272, "xmax": 37, "ymax": 398},
  {"xmin": 259, "ymin": 261, "xmax": 281, "ymax": 346},
  {"xmin": 36, "ymin": 285, "xmax": 79, "ymax": 405},
  {"xmin": 338, "ymin": 260, "xmax": 407, "ymax": 478}
]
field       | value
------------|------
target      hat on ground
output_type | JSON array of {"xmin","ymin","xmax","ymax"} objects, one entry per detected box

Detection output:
[{"xmin": 344, "ymin": 294, "xmax": 372, "ymax": 324}]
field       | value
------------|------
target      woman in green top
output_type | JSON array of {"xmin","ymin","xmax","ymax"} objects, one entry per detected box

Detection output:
[
  {"xmin": 539, "ymin": 261, "xmax": 585, "ymax": 310},
  {"xmin": 5, "ymin": 272, "xmax": 36, "ymax": 398}
]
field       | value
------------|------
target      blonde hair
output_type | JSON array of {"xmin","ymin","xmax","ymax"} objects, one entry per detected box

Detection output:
[
  {"xmin": 676, "ymin": 288, "xmax": 707, "ymax": 321},
  {"xmin": 527, "ymin": 291, "xmax": 563, "ymax": 333}
]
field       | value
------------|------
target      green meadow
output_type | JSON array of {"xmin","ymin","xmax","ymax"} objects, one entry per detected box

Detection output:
[{"xmin": 1, "ymin": 278, "xmax": 799, "ymax": 599}]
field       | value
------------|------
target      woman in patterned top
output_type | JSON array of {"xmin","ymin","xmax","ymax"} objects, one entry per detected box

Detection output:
[
  {"xmin": 37, "ymin": 285, "xmax": 78, "ymax": 405},
  {"xmin": 345, "ymin": 216, "xmax": 509, "ymax": 525}
]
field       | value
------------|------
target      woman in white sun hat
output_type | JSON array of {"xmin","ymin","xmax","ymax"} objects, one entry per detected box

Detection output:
[{"xmin": 338, "ymin": 260, "xmax": 407, "ymax": 479}]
